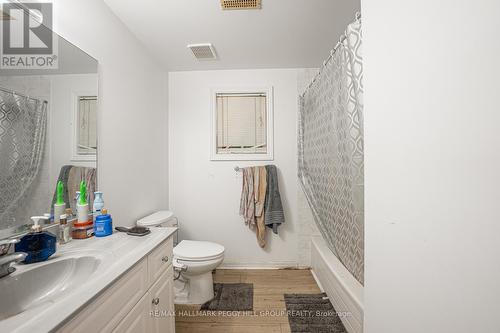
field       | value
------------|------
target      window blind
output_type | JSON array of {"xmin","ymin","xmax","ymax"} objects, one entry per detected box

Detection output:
[
  {"xmin": 77, "ymin": 96, "xmax": 97, "ymax": 155},
  {"xmin": 216, "ymin": 93, "xmax": 266, "ymax": 154}
]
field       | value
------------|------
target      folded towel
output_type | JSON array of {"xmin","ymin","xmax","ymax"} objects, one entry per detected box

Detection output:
[{"xmin": 264, "ymin": 165, "xmax": 285, "ymax": 234}]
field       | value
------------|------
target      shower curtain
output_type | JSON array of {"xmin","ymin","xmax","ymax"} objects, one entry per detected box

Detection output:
[
  {"xmin": 0, "ymin": 89, "xmax": 47, "ymax": 223},
  {"xmin": 298, "ymin": 18, "xmax": 364, "ymax": 284}
]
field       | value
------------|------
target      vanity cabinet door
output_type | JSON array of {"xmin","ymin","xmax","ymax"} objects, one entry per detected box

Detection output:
[
  {"xmin": 149, "ymin": 268, "xmax": 175, "ymax": 333},
  {"xmin": 58, "ymin": 258, "xmax": 148, "ymax": 333},
  {"xmin": 112, "ymin": 294, "xmax": 150, "ymax": 333}
]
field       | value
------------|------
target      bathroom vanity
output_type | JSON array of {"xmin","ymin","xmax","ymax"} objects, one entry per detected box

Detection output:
[
  {"xmin": 0, "ymin": 13, "xmax": 178, "ymax": 333},
  {"xmin": 0, "ymin": 228, "xmax": 177, "ymax": 333}
]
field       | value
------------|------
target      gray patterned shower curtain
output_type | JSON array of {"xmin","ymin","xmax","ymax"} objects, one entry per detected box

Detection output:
[
  {"xmin": 0, "ymin": 89, "xmax": 47, "ymax": 224},
  {"xmin": 298, "ymin": 18, "xmax": 364, "ymax": 284}
]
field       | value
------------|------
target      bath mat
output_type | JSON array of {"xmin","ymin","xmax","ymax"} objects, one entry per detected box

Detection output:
[
  {"xmin": 284, "ymin": 293, "xmax": 347, "ymax": 333},
  {"xmin": 200, "ymin": 283, "xmax": 253, "ymax": 311}
]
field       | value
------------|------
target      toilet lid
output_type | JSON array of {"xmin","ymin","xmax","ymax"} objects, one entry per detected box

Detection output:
[
  {"xmin": 174, "ymin": 240, "xmax": 224, "ymax": 261},
  {"xmin": 137, "ymin": 211, "xmax": 174, "ymax": 227}
]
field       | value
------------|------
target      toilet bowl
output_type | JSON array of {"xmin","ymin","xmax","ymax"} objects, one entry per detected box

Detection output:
[
  {"xmin": 173, "ymin": 240, "xmax": 224, "ymax": 304},
  {"xmin": 137, "ymin": 211, "xmax": 225, "ymax": 304}
]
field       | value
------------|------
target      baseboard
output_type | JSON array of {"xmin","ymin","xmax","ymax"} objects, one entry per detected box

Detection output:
[
  {"xmin": 219, "ymin": 260, "xmax": 299, "ymax": 269},
  {"xmin": 310, "ymin": 268, "xmax": 325, "ymax": 292}
]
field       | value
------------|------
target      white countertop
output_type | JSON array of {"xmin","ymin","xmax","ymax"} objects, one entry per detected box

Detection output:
[{"xmin": 0, "ymin": 227, "xmax": 177, "ymax": 333}]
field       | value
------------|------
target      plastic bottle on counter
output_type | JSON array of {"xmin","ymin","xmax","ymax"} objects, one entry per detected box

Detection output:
[{"xmin": 94, "ymin": 208, "xmax": 113, "ymax": 237}]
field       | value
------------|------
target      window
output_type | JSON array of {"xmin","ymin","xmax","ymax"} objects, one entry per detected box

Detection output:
[
  {"xmin": 211, "ymin": 87, "xmax": 273, "ymax": 160},
  {"xmin": 72, "ymin": 94, "xmax": 97, "ymax": 161}
]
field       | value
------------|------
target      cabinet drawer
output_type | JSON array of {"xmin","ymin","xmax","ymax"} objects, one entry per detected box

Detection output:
[
  {"xmin": 148, "ymin": 236, "xmax": 173, "ymax": 285},
  {"xmin": 58, "ymin": 258, "xmax": 148, "ymax": 333}
]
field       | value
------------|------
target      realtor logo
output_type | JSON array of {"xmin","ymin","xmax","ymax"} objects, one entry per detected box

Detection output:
[{"xmin": 1, "ymin": 2, "xmax": 58, "ymax": 69}]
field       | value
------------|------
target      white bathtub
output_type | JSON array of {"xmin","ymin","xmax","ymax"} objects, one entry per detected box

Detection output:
[{"xmin": 310, "ymin": 236, "xmax": 364, "ymax": 333}]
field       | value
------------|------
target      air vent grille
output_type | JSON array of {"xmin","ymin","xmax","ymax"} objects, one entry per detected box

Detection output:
[
  {"xmin": 220, "ymin": 0, "xmax": 261, "ymax": 10},
  {"xmin": 187, "ymin": 43, "xmax": 217, "ymax": 61}
]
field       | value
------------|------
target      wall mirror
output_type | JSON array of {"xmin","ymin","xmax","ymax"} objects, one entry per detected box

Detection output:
[
  {"xmin": 211, "ymin": 87, "xmax": 273, "ymax": 161},
  {"xmin": 0, "ymin": 17, "xmax": 98, "ymax": 238}
]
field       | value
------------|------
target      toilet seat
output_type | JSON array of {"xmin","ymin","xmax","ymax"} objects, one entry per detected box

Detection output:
[
  {"xmin": 174, "ymin": 240, "xmax": 224, "ymax": 261},
  {"xmin": 137, "ymin": 212, "xmax": 225, "ymax": 304}
]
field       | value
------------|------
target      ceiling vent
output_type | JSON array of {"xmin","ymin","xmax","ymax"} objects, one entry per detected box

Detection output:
[
  {"xmin": 220, "ymin": 0, "xmax": 261, "ymax": 10},
  {"xmin": 187, "ymin": 43, "xmax": 217, "ymax": 61}
]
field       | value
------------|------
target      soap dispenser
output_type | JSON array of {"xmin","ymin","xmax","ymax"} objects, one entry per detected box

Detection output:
[
  {"xmin": 15, "ymin": 216, "xmax": 57, "ymax": 264},
  {"xmin": 92, "ymin": 191, "xmax": 104, "ymax": 220}
]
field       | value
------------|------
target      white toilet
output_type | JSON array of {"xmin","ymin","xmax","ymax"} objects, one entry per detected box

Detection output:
[{"xmin": 137, "ymin": 211, "xmax": 225, "ymax": 304}]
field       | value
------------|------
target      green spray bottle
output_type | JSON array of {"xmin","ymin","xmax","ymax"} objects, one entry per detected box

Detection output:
[
  {"xmin": 76, "ymin": 180, "xmax": 89, "ymax": 223},
  {"xmin": 54, "ymin": 180, "xmax": 66, "ymax": 222}
]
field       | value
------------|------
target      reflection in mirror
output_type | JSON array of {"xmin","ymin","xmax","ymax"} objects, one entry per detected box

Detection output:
[
  {"xmin": 74, "ymin": 95, "xmax": 97, "ymax": 160},
  {"xmin": 0, "ymin": 29, "xmax": 98, "ymax": 237}
]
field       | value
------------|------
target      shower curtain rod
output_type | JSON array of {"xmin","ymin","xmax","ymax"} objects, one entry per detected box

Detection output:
[
  {"xmin": 300, "ymin": 12, "xmax": 361, "ymax": 99},
  {"xmin": 0, "ymin": 86, "xmax": 48, "ymax": 104}
]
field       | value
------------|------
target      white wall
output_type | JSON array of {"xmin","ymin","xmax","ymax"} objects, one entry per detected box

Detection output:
[
  {"xmin": 169, "ymin": 69, "xmax": 302, "ymax": 267},
  {"xmin": 52, "ymin": 0, "xmax": 168, "ymax": 226},
  {"xmin": 362, "ymin": 1, "xmax": 500, "ymax": 332}
]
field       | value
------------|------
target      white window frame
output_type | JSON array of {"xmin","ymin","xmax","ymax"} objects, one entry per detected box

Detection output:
[
  {"xmin": 210, "ymin": 87, "xmax": 274, "ymax": 161},
  {"xmin": 71, "ymin": 91, "xmax": 97, "ymax": 162}
]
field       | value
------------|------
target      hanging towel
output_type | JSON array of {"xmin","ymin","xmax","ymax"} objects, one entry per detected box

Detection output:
[
  {"xmin": 84, "ymin": 167, "xmax": 97, "ymax": 206},
  {"xmin": 254, "ymin": 166, "xmax": 267, "ymax": 247},
  {"xmin": 67, "ymin": 166, "xmax": 82, "ymax": 210},
  {"xmin": 239, "ymin": 167, "xmax": 255, "ymax": 225},
  {"xmin": 239, "ymin": 168, "xmax": 248, "ymax": 219},
  {"xmin": 68, "ymin": 166, "xmax": 97, "ymax": 212},
  {"xmin": 253, "ymin": 166, "xmax": 259, "ymax": 206},
  {"xmin": 264, "ymin": 165, "xmax": 285, "ymax": 234}
]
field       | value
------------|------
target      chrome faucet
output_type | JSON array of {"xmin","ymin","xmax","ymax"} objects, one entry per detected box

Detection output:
[{"xmin": 0, "ymin": 238, "xmax": 27, "ymax": 278}]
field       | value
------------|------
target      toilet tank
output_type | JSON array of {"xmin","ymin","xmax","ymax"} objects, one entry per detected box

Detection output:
[{"xmin": 137, "ymin": 211, "xmax": 177, "ymax": 227}]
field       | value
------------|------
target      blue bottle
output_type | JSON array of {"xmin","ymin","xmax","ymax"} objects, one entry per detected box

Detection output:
[
  {"xmin": 94, "ymin": 208, "xmax": 113, "ymax": 237},
  {"xmin": 15, "ymin": 216, "xmax": 56, "ymax": 264}
]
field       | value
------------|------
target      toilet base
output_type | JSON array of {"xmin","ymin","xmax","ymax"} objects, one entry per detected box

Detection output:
[{"xmin": 174, "ymin": 271, "xmax": 215, "ymax": 304}]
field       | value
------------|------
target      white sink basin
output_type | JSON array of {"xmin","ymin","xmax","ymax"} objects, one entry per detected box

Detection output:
[
  {"xmin": 0, "ymin": 228, "xmax": 176, "ymax": 333},
  {"xmin": 0, "ymin": 255, "xmax": 101, "ymax": 320}
]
